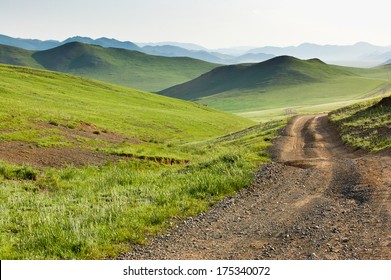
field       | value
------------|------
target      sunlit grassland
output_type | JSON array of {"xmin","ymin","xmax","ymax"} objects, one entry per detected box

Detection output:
[
  {"xmin": 199, "ymin": 76, "xmax": 390, "ymax": 122},
  {"xmin": 0, "ymin": 120, "xmax": 285, "ymax": 259},
  {"xmin": 329, "ymin": 96, "xmax": 391, "ymax": 152},
  {"xmin": 0, "ymin": 64, "xmax": 253, "ymax": 146}
]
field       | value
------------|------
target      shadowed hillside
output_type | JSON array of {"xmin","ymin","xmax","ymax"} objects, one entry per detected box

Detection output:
[{"xmin": 160, "ymin": 56, "xmax": 353, "ymax": 100}]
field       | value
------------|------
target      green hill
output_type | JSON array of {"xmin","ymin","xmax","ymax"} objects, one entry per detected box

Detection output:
[
  {"xmin": 0, "ymin": 43, "xmax": 218, "ymax": 92},
  {"xmin": 0, "ymin": 64, "xmax": 252, "ymax": 143},
  {"xmin": 161, "ymin": 56, "xmax": 391, "ymax": 121},
  {"xmin": 161, "ymin": 56, "xmax": 353, "ymax": 99},
  {"xmin": 0, "ymin": 64, "xmax": 282, "ymax": 260}
]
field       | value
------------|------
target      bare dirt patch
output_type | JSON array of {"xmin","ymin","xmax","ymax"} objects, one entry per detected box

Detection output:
[
  {"xmin": 122, "ymin": 115, "xmax": 391, "ymax": 260},
  {"xmin": 0, "ymin": 141, "xmax": 122, "ymax": 168},
  {"xmin": 39, "ymin": 121, "xmax": 141, "ymax": 145},
  {"xmin": 0, "ymin": 121, "xmax": 144, "ymax": 168}
]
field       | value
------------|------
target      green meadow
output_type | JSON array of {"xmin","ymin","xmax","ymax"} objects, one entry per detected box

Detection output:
[{"xmin": 0, "ymin": 64, "xmax": 285, "ymax": 259}]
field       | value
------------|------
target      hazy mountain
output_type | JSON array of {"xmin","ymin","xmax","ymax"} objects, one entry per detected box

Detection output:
[
  {"xmin": 63, "ymin": 36, "xmax": 141, "ymax": 51},
  {"xmin": 0, "ymin": 34, "xmax": 141, "ymax": 52},
  {"xmin": 141, "ymin": 45, "xmax": 228, "ymax": 64},
  {"xmin": 2, "ymin": 34, "xmax": 391, "ymax": 66},
  {"xmin": 247, "ymin": 42, "xmax": 391, "ymax": 67},
  {"xmin": 234, "ymin": 53, "xmax": 275, "ymax": 63},
  {"xmin": 160, "ymin": 56, "xmax": 353, "ymax": 100},
  {"xmin": 0, "ymin": 34, "xmax": 59, "ymax": 50},
  {"xmin": 0, "ymin": 42, "xmax": 218, "ymax": 92},
  {"xmin": 137, "ymin": 42, "xmax": 208, "ymax": 51}
]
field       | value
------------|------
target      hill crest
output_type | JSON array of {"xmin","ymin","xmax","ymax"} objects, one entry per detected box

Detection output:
[{"xmin": 160, "ymin": 56, "xmax": 353, "ymax": 100}]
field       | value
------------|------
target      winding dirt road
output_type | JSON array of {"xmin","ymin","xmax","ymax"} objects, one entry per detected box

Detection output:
[{"xmin": 123, "ymin": 115, "xmax": 391, "ymax": 260}]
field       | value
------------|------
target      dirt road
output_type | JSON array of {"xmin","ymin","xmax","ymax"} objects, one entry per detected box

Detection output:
[{"xmin": 123, "ymin": 115, "xmax": 391, "ymax": 260}]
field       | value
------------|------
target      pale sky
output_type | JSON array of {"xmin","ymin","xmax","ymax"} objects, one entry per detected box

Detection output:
[{"xmin": 1, "ymin": 0, "xmax": 390, "ymax": 48}]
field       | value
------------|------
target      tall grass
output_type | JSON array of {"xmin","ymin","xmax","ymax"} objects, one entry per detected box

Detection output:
[
  {"xmin": 329, "ymin": 96, "xmax": 391, "ymax": 152},
  {"xmin": 0, "ymin": 120, "xmax": 285, "ymax": 259}
]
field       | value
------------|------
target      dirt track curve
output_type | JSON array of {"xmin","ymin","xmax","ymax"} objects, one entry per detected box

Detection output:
[{"xmin": 123, "ymin": 115, "xmax": 391, "ymax": 260}]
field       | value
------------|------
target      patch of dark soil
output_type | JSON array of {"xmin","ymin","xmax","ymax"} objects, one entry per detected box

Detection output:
[
  {"xmin": 0, "ymin": 141, "xmax": 122, "ymax": 168},
  {"xmin": 40, "ymin": 121, "xmax": 141, "ymax": 145}
]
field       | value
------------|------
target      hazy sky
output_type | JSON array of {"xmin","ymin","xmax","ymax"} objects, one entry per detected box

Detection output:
[{"xmin": 1, "ymin": 0, "xmax": 390, "ymax": 48}]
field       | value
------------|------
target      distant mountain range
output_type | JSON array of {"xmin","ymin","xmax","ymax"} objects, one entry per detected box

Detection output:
[
  {"xmin": 246, "ymin": 42, "xmax": 391, "ymax": 67},
  {"xmin": 0, "ymin": 42, "xmax": 218, "ymax": 92},
  {"xmin": 1, "ymin": 34, "xmax": 391, "ymax": 67},
  {"xmin": 0, "ymin": 34, "xmax": 273, "ymax": 65}
]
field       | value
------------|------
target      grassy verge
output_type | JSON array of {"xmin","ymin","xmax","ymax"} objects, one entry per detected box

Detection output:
[
  {"xmin": 0, "ymin": 120, "xmax": 285, "ymax": 259},
  {"xmin": 329, "ymin": 96, "xmax": 391, "ymax": 152}
]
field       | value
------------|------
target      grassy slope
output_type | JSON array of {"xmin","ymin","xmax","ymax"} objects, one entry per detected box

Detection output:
[
  {"xmin": 161, "ymin": 56, "xmax": 391, "ymax": 121},
  {"xmin": 0, "ymin": 65, "xmax": 284, "ymax": 260},
  {"xmin": 329, "ymin": 96, "xmax": 391, "ymax": 152},
  {"xmin": 0, "ymin": 64, "xmax": 252, "ymax": 143},
  {"xmin": 0, "ymin": 43, "xmax": 219, "ymax": 92}
]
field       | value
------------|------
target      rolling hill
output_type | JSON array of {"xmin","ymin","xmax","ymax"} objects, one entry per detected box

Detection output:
[
  {"xmin": 0, "ymin": 43, "xmax": 219, "ymax": 92},
  {"xmin": 160, "ymin": 56, "xmax": 391, "ymax": 121},
  {"xmin": 160, "ymin": 56, "xmax": 353, "ymax": 99},
  {"xmin": 0, "ymin": 64, "xmax": 252, "ymax": 143},
  {"xmin": 0, "ymin": 64, "xmax": 285, "ymax": 260}
]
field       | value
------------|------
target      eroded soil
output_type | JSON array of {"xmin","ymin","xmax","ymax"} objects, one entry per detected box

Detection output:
[
  {"xmin": 0, "ymin": 121, "xmax": 138, "ymax": 168},
  {"xmin": 123, "ymin": 115, "xmax": 391, "ymax": 260}
]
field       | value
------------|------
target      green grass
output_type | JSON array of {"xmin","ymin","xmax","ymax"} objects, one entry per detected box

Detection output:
[
  {"xmin": 0, "ymin": 42, "xmax": 219, "ymax": 92},
  {"xmin": 0, "ymin": 64, "xmax": 284, "ymax": 259},
  {"xmin": 0, "ymin": 64, "xmax": 253, "ymax": 146},
  {"xmin": 329, "ymin": 96, "xmax": 391, "ymax": 152},
  {"xmin": 0, "ymin": 121, "xmax": 285, "ymax": 259}
]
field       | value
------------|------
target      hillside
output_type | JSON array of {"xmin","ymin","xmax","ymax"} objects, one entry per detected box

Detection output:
[
  {"xmin": 329, "ymin": 96, "xmax": 391, "ymax": 152},
  {"xmin": 0, "ymin": 43, "xmax": 219, "ymax": 92},
  {"xmin": 161, "ymin": 56, "xmax": 391, "ymax": 121},
  {"xmin": 0, "ymin": 64, "xmax": 252, "ymax": 144},
  {"xmin": 0, "ymin": 64, "xmax": 287, "ymax": 260},
  {"xmin": 161, "ymin": 56, "xmax": 353, "ymax": 99}
]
